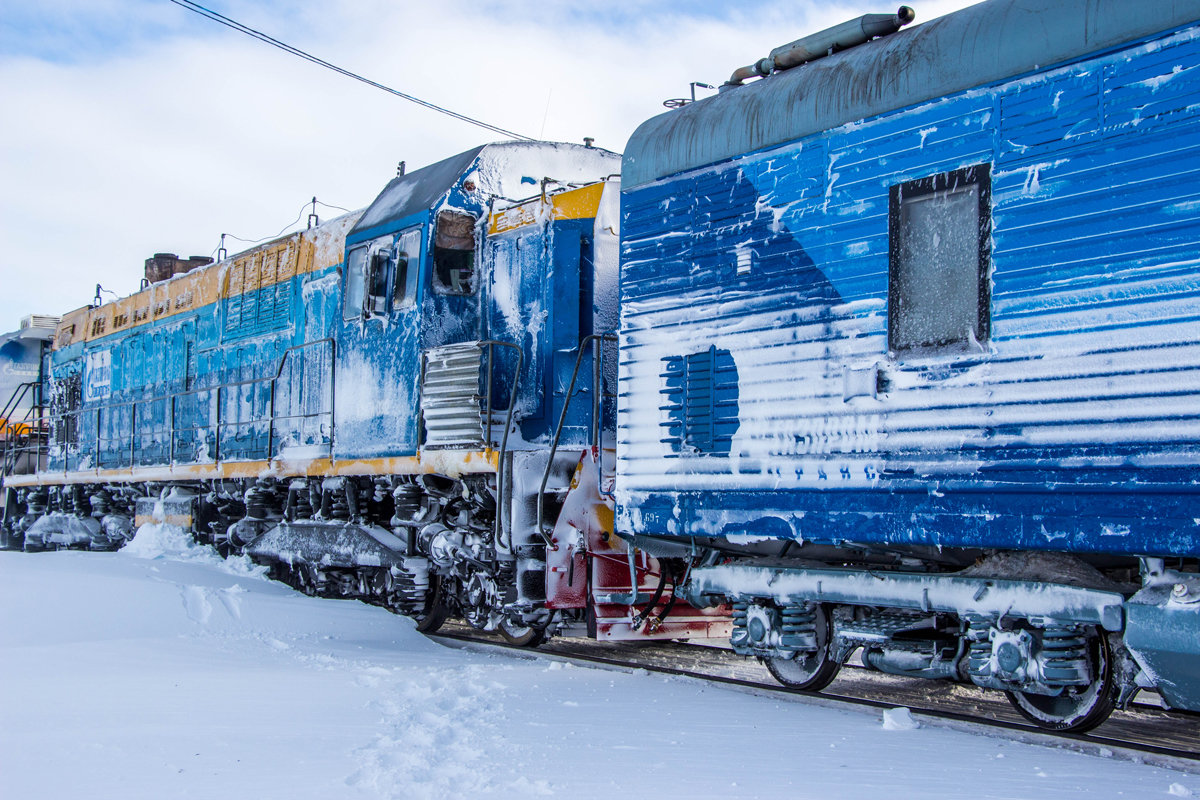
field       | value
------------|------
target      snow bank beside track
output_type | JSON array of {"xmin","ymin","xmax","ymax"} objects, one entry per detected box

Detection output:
[{"xmin": 1, "ymin": 550, "xmax": 1195, "ymax": 799}]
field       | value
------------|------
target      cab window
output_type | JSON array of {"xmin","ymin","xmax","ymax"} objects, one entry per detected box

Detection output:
[
  {"xmin": 342, "ymin": 245, "xmax": 368, "ymax": 320},
  {"xmin": 343, "ymin": 234, "xmax": 394, "ymax": 320},
  {"xmin": 432, "ymin": 210, "xmax": 477, "ymax": 296},
  {"xmin": 364, "ymin": 242, "xmax": 391, "ymax": 316},
  {"xmin": 392, "ymin": 227, "xmax": 423, "ymax": 309}
]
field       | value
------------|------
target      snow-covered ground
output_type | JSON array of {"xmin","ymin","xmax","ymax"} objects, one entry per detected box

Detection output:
[{"xmin": 1, "ymin": 527, "xmax": 1196, "ymax": 800}]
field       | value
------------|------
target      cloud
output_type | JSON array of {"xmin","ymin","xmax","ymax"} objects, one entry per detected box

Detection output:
[{"xmin": 0, "ymin": 0, "xmax": 978, "ymax": 328}]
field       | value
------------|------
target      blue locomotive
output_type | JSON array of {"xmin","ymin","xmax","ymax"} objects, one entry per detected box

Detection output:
[{"xmin": 4, "ymin": 0, "xmax": 1199, "ymax": 732}]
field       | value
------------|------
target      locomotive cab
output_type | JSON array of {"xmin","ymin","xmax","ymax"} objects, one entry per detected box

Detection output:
[{"xmin": 330, "ymin": 142, "xmax": 620, "ymax": 461}]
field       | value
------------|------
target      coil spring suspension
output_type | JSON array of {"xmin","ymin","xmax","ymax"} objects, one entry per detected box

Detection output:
[
  {"xmin": 326, "ymin": 482, "xmax": 350, "ymax": 520},
  {"xmin": 386, "ymin": 558, "xmax": 432, "ymax": 616},
  {"xmin": 245, "ymin": 481, "xmax": 268, "ymax": 519},
  {"xmin": 1038, "ymin": 626, "xmax": 1092, "ymax": 687},
  {"xmin": 965, "ymin": 616, "xmax": 1092, "ymax": 690},
  {"xmin": 23, "ymin": 487, "xmax": 48, "ymax": 517},
  {"xmin": 731, "ymin": 601, "xmax": 819, "ymax": 656},
  {"xmin": 964, "ymin": 614, "xmax": 992, "ymax": 680},
  {"xmin": 89, "ymin": 489, "xmax": 111, "ymax": 518},
  {"xmin": 391, "ymin": 482, "xmax": 422, "ymax": 527},
  {"xmin": 70, "ymin": 485, "xmax": 89, "ymax": 516},
  {"xmin": 287, "ymin": 480, "xmax": 313, "ymax": 521}
]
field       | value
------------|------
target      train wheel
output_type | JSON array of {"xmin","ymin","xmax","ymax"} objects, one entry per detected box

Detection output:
[
  {"xmin": 1005, "ymin": 630, "xmax": 1118, "ymax": 733},
  {"xmin": 763, "ymin": 604, "xmax": 840, "ymax": 691},
  {"xmin": 414, "ymin": 576, "xmax": 450, "ymax": 634},
  {"xmin": 498, "ymin": 619, "xmax": 546, "ymax": 647}
]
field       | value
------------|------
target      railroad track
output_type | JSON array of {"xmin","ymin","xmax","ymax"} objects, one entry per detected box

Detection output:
[{"xmin": 430, "ymin": 622, "xmax": 1200, "ymax": 771}]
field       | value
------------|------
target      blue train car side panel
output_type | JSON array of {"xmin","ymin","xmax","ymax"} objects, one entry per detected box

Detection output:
[
  {"xmin": 616, "ymin": 6, "xmax": 1200, "ymax": 558},
  {"xmin": 44, "ymin": 216, "xmax": 356, "ymax": 473}
]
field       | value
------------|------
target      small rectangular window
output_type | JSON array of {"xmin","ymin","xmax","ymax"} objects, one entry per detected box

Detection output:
[
  {"xmin": 888, "ymin": 164, "xmax": 991, "ymax": 355},
  {"xmin": 342, "ymin": 245, "xmax": 368, "ymax": 320},
  {"xmin": 392, "ymin": 227, "xmax": 422, "ymax": 309},
  {"xmin": 365, "ymin": 246, "xmax": 390, "ymax": 316},
  {"xmin": 433, "ymin": 210, "xmax": 477, "ymax": 296}
]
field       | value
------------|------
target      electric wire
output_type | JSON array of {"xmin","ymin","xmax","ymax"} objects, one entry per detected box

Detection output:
[
  {"xmin": 167, "ymin": 0, "xmax": 534, "ymax": 141},
  {"xmin": 208, "ymin": 197, "xmax": 355, "ymax": 260}
]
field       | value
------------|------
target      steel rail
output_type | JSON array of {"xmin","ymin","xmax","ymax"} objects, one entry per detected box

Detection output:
[{"xmin": 427, "ymin": 626, "xmax": 1200, "ymax": 768}]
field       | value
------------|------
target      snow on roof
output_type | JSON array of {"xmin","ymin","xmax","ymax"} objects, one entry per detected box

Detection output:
[{"xmin": 351, "ymin": 141, "xmax": 621, "ymax": 237}]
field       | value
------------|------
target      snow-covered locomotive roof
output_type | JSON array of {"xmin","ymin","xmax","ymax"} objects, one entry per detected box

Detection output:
[
  {"xmin": 623, "ymin": 0, "xmax": 1200, "ymax": 188},
  {"xmin": 352, "ymin": 141, "xmax": 620, "ymax": 237}
]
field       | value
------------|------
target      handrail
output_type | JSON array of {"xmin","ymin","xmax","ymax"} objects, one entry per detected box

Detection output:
[
  {"xmin": 592, "ymin": 333, "xmax": 618, "ymax": 498},
  {"xmin": 534, "ymin": 332, "xmax": 618, "ymax": 547},
  {"xmin": 24, "ymin": 338, "xmax": 336, "ymax": 477},
  {"xmin": 0, "ymin": 381, "xmax": 36, "ymax": 431},
  {"xmin": 466, "ymin": 340, "xmax": 523, "ymax": 554},
  {"xmin": 1, "ymin": 402, "xmax": 49, "ymax": 482},
  {"xmin": 0, "ymin": 381, "xmax": 48, "ymax": 482}
]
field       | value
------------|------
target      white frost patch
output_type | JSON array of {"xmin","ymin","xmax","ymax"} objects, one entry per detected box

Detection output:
[
  {"xmin": 333, "ymin": 348, "xmax": 413, "ymax": 428},
  {"xmin": 882, "ymin": 707, "xmax": 920, "ymax": 731},
  {"xmin": 121, "ymin": 522, "xmax": 205, "ymax": 560},
  {"xmin": 725, "ymin": 533, "xmax": 776, "ymax": 545},
  {"xmin": 121, "ymin": 523, "xmax": 266, "ymax": 579},
  {"xmin": 1170, "ymin": 784, "xmax": 1195, "ymax": 797},
  {"xmin": 1166, "ymin": 199, "xmax": 1200, "ymax": 216},
  {"xmin": 1131, "ymin": 65, "xmax": 1185, "ymax": 91},
  {"xmin": 1022, "ymin": 165, "xmax": 1042, "ymax": 195}
]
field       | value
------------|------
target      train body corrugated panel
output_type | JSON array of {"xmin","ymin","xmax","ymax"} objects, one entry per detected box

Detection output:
[
  {"xmin": 42, "ymin": 212, "xmax": 358, "ymax": 473},
  {"xmin": 616, "ymin": 22, "xmax": 1200, "ymax": 557}
]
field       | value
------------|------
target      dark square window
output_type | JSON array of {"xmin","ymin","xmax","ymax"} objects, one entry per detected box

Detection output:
[
  {"xmin": 432, "ymin": 210, "xmax": 477, "ymax": 296},
  {"xmin": 888, "ymin": 164, "xmax": 991, "ymax": 355}
]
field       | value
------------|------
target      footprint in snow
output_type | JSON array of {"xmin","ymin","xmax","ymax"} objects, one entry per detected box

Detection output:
[
  {"xmin": 181, "ymin": 585, "xmax": 212, "ymax": 625},
  {"xmin": 216, "ymin": 587, "xmax": 243, "ymax": 620}
]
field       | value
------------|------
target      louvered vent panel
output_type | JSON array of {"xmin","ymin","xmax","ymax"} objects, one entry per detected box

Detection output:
[{"xmin": 421, "ymin": 343, "xmax": 485, "ymax": 448}]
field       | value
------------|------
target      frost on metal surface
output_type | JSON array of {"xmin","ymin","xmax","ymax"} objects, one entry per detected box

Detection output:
[
  {"xmin": 690, "ymin": 563, "xmax": 1126, "ymax": 631},
  {"xmin": 356, "ymin": 142, "xmax": 619, "ymax": 235},
  {"xmin": 615, "ymin": 19, "xmax": 1200, "ymax": 556}
]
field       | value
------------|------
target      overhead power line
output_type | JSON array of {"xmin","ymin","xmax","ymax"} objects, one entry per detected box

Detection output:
[{"xmin": 168, "ymin": 0, "xmax": 534, "ymax": 141}]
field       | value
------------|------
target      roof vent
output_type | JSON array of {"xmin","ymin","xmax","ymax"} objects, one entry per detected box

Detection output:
[{"xmin": 20, "ymin": 314, "xmax": 60, "ymax": 331}]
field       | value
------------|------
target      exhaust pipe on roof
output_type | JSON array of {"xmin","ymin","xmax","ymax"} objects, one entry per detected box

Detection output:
[{"xmin": 726, "ymin": 6, "xmax": 916, "ymax": 87}]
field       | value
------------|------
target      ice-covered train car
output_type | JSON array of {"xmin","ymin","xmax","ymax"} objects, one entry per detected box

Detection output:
[
  {"xmin": 617, "ymin": 0, "xmax": 1200, "ymax": 730},
  {"xmin": 4, "ymin": 216, "xmax": 362, "ymax": 550}
]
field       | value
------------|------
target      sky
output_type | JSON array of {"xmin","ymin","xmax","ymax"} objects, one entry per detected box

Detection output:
[{"xmin": 0, "ymin": 0, "xmax": 979, "ymax": 330}]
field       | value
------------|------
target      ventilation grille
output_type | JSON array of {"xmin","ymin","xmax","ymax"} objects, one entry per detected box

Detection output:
[
  {"xmin": 661, "ymin": 345, "xmax": 739, "ymax": 455},
  {"xmin": 421, "ymin": 343, "xmax": 486, "ymax": 448}
]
